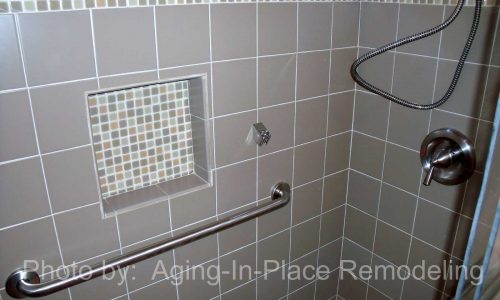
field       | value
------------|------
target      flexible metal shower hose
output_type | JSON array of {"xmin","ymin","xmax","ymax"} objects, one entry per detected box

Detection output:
[{"xmin": 350, "ymin": 0, "xmax": 483, "ymax": 110}]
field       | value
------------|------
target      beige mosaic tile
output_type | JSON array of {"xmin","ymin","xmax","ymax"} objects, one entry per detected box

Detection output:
[
  {"xmin": 88, "ymin": 80, "xmax": 194, "ymax": 200},
  {"xmin": 1, "ymin": 0, "xmax": 495, "ymax": 14}
]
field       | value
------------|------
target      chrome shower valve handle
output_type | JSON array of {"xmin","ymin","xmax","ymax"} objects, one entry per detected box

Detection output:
[{"xmin": 420, "ymin": 128, "xmax": 475, "ymax": 186}]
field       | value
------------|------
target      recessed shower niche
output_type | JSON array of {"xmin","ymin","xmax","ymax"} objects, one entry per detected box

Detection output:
[{"xmin": 86, "ymin": 75, "xmax": 213, "ymax": 218}]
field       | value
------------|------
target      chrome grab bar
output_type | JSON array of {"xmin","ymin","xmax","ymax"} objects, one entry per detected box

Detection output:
[{"xmin": 5, "ymin": 182, "xmax": 291, "ymax": 299}]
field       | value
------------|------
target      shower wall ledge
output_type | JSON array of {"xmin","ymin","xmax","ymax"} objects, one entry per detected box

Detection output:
[{"xmin": 0, "ymin": 0, "xmax": 496, "ymax": 14}]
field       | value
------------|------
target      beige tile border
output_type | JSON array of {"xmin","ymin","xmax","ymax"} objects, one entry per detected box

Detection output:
[{"xmin": 1, "ymin": 0, "xmax": 496, "ymax": 14}]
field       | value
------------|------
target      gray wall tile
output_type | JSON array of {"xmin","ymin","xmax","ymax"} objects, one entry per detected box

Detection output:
[
  {"xmin": 316, "ymin": 270, "xmax": 339, "ymax": 300},
  {"xmin": 397, "ymin": 4, "xmax": 443, "ymax": 56},
  {"xmin": 383, "ymin": 144, "xmax": 421, "ymax": 195},
  {"xmin": 392, "ymin": 53, "xmax": 437, "ymax": 105},
  {"xmin": 325, "ymin": 131, "xmax": 351, "ymax": 175},
  {"xmin": 338, "ymin": 272, "xmax": 368, "ymax": 300},
  {"xmin": 93, "ymin": 7, "xmax": 156, "ymax": 76},
  {"xmin": 387, "ymin": 104, "xmax": 431, "ymax": 151},
  {"xmin": 214, "ymin": 111, "xmax": 257, "ymax": 167},
  {"xmin": 70, "ymin": 273, "xmax": 126, "ymax": 300},
  {"xmin": 347, "ymin": 170, "xmax": 380, "ymax": 216},
  {"xmin": 378, "ymin": 184, "xmax": 417, "ymax": 234},
  {"xmin": 117, "ymin": 200, "xmax": 171, "ymax": 246},
  {"xmin": 429, "ymin": 110, "xmax": 478, "ymax": 143},
  {"xmin": 258, "ymin": 197, "xmax": 291, "ymax": 240},
  {"xmin": 328, "ymin": 91, "xmax": 354, "ymax": 135},
  {"xmin": 350, "ymin": 132, "xmax": 385, "ymax": 179},
  {"xmin": 258, "ymin": 3, "xmax": 297, "ymax": 56},
  {"xmin": 419, "ymin": 176, "xmax": 467, "ymax": 212},
  {"xmin": 292, "ymin": 180, "xmax": 323, "ymax": 225},
  {"xmin": 413, "ymin": 200, "xmax": 459, "ymax": 253},
  {"xmin": 156, "ymin": 5, "xmax": 210, "ymax": 68},
  {"xmin": 258, "ymin": 149, "xmax": 293, "ymax": 200},
  {"xmin": 369, "ymin": 255, "xmax": 404, "ymax": 300},
  {"xmin": 0, "ymin": 218, "xmax": 62, "ymax": 284},
  {"xmin": 344, "ymin": 206, "xmax": 376, "ymax": 250},
  {"xmin": 440, "ymin": 7, "xmax": 498, "ymax": 64},
  {"xmin": 257, "ymin": 230, "xmax": 289, "ymax": 271},
  {"xmin": 288, "ymin": 252, "xmax": 318, "ymax": 292},
  {"xmin": 323, "ymin": 170, "xmax": 348, "ymax": 211},
  {"xmin": 222, "ymin": 280, "xmax": 256, "ymax": 300},
  {"xmin": 290, "ymin": 217, "xmax": 320, "ymax": 260},
  {"xmin": 295, "ymin": 97, "xmax": 328, "ymax": 144},
  {"xmin": 298, "ymin": 2, "xmax": 332, "ymax": 51},
  {"xmin": 481, "ymin": 66, "xmax": 500, "ymax": 122},
  {"xmin": 220, "ymin": 244, "xmax": 256, "ymax": 292},
  {"xmin": 330, "ymin": 48, "xmax": 357, "ymax": 92},
  {"xmin": 353, "ymin": 92, "xmax": 389, "ymax": 139},
  {"xmin": 99, "ymin": 71, "xmax": 158, "ymax": 89},
  {"xmin": 332, "ymin": 2, "xmax": 359, "ymax": 48},
  {"xmin": 359, "ymin": 2, "xmax": 398, "ymax": 48},
  {"xmin": 54, "ymin": 204, "xmax": 120, "ymax": 263},
  {"xmin": 257, "ymin": 266, "xmax": 288, "ymax": 300},
  {"xmin": 341, "ymin": 238, "xmax": 372, "ymax": 274},
  {"xmin": 30, "ymin": 79, "xmax": 97, "ymax": 153},
  {"xmin": 129, "ymin": 279, "xmax": 177, "ymax": 299},
  {"xmin": 213, "ymin": 58, "xmax": 256, "ymax": 116},
  {"xmin": 373, "ymin": 221, "xmax": 411, "ymax": 266},
  {"xmin": 290, "ymin": 281, "xmax": 316, "ymax": 300},
  {"xmin": 294, "ymin": 139, "xmax": 325, "ymax": 186},
  {"xmin": 296, "ymin": 51, "xmax": 330, "ymax": 100},
  {"xmin": 258, "ymin": 54, "xmax": 296, "ymax": 108},
  {"xmin": 258, "ymin": 103, "xmax": 295, "ymax": 155},
  {"xmin": 19, "ymin": 10, "xmax": 95, "ymax": 86},
  {"xmin": 211, "ymin": 4, "xmax": 256, "ymax": 60},
  {"xmin": 407, "ymin": 238, "xmax": 449, "ymax": 290},
  {"xmin": 42, "ymin": 146, "xmax": 99, "ymax": 213},
  {"xmin": 0, "ymin": 15, "xmax": 26, "ymax": 90},
  {"xmin": 217, "ymin": 159, "xmax": 257, "ymax": 213},
  {"xmin": 436, "ymin": 61, "xmax": 487, "ymax": 118},
  {"xmin": 0, "ymin": 158, "xmax": 50, "ymax": 229},
  {"xmin": 218, "ymin": 209, "xmax": 256, "ymax": 254},
  {"xmin": 177, "ymin": 260, "xmax": 219, "ymax": 300},
  {"xmin": 169, "ymin": 183, "xmax": 216, "ymax": 229},
  {"xmin": 320, "ymin": 206, "xmax": 344, "ymax": 245},
  {"xmin": 357, "ymin": 48, "xmax": 394, "ymax": 92},
  {"xmin": 0, "ymin": 90, "xmax": 37, "ymax": 162},
  {"xmin": 175, "ymin": 229, "xmax": 218, "ymax": 269},
  {"xmin": 318, "ymin": 239, "xmax": 342, "ymax": 270}
]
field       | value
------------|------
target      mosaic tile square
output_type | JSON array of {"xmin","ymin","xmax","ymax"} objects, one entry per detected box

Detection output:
[{"xmin": 88, "ymin": 80, "xmax": 194, "ymax": 200}]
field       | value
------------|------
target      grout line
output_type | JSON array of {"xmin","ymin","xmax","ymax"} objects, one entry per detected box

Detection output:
[
  {"xmin": 314, "ymin": 2, "xmax": 335, "ymax": 299},
  {"xmin": 89, "ymin": 9, "xmax": 100, "ymax": 88},
  {"xmin": 286, "ymin": 3, "xmax": 300, "ymax": 298},
  {"xmin": 114, "ymin": 217, "xmax": 131, "ymax": 300},
  {"xmin": 152, "ymin": 5, "xmax": 161, "ymax": 80},
  {"xmin": 0, "ymin": 127, "xmax": 351, "ymax": 169},
  {"xmin": 363, "ymin": 3, "xmax": 400, "ymax": 298},
  {"xmin": 336, "ymin": 0, "xmax": 362, "ymax": 296},
  {"xmin": 255, "ymin": 2, "xmax": 260, "ymax": 299},
  {"xmin": 13, "ymin": 12, "xmax": 73, "ymax": 300},
  {"xmin": 166, "ymin": 194, "xmax": 180, "ymax": 300},
  {"xmin": 357, "ymin": 44, "xmax": 500, "ymax": 68},
  {"xmin": 356, "ymin": 89, "xmax": 495, "ymax": 124},
  {"xmin": 207, "ymin": 2, "xmax": 223, "ymax": 298},
  {"xmin": 352, "ymin": 129, "xmax": 420, "ymax": 153},
  {"xmin": 343, "ymin": 236, "xmax": 453, "ymax": 299}
]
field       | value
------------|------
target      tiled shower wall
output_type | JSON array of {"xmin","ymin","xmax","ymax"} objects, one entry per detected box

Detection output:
[
  {"xmin": 0, "ymin": 2, "xmax": 356, "ymax": 300},
  {"xmin": 0, "ymin": 1, "xmax": 499, "ymax": 300},
  {"xmin": 340, "ymin": 2, "xmax": 500, "ymax": 300}
]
